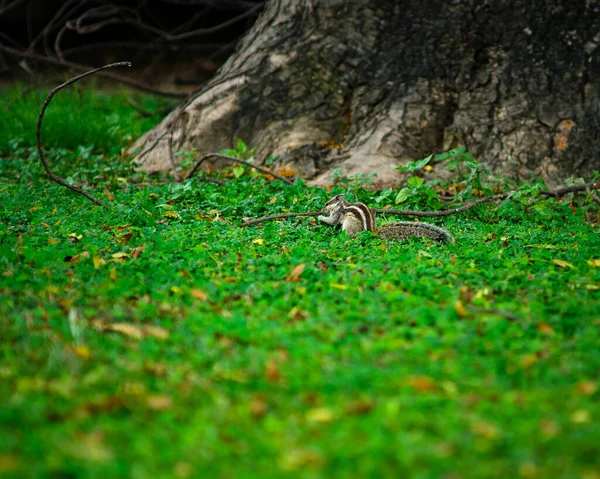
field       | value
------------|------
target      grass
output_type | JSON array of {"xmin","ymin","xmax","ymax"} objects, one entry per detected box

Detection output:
[{"xmin": 0, "ymin": 84, "xmax": 599, "ymax": 479}]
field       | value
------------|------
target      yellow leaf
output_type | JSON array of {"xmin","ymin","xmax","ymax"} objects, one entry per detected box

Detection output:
[
  {"xmin": 330, "ymin": 283, "xmax": 347, "ymax": 290},
  {"xmin": 587, "ymin": 259, "xmax": 600, "ymax": 268},
  {"xmin": 145, "ymin": 326, "xmax": 169, "ymax": 340},
  {"xmin": 171, "ymin": 286, "xmax": 183, "ymax": 294},
  {"xmin": 146, "ymin": 394, "xmax": 172, "ymax": 411},
  {"xmin": 268, "ymin": 196, "xmax": 278, "ymax": 204},
  {"xmin": 470, "ymin": 420, "xmax": 500, "ymax": 439},
  {"xmin": 112, "ymin": 252, "xmax": 129, "ymax": 260},
  {"xmin": 536, "ymin": 322, "xmax": 555, "ymax": 336},
  {"xmin": 552, "ymin": 259, "xmax": 574, "ymax": 268},
  {"xmin": 93, "ymin": 254, "xmax": 104, "ymax": 268},
  {"xmin": 454, "ymin": 300, "xmax": 468, "ymax": 318},
  {"xmin": 306, "ymin": 408, "xmax": 334, "ymax": 424},
  {"xmin": 164, "ymin": 210, "xmax": 178, "ymax": 219},
  {"xmin": 73, "ymin": 344, "xmax": 91, "ymax": 360},
  {"xmin": 571, "ymin": 409, "xmax": 591, "ymax": 424},
  {"xmin": 520, "ymin": 354, "xmax": 538, "ymax": 369},
  {"xmin": 252, "ymin": 238, "xmax": 264, "ymax": 245},
  {"xmin": 48, "ymin": 238, "xmax": 60, "ymax": 244},
  {"xmin": 284, "ymin": 263, "xmax": 305, "ymax": 282},
  {"xmin": 104, "ymin": 188, "xmax": 114, "ymax": 201},
  {"xmin": 190, "ymin": 288, "xmax": 208, "ymax": 301},
  {"xmin": 68, "ymin": 233, "xmax": 83, "ymax": 242},
  {"xmin": 109, "ymin": 267, "xmax": 117, "ymax": 280},
  {"xmin": 107, "ymin": 323, "xmax": 144, "ymax": 339}
]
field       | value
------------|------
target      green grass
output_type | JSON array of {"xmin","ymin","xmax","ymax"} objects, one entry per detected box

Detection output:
[{"xmin": 0, "ymin": 85, "xmax": 599, "ymax": 479}]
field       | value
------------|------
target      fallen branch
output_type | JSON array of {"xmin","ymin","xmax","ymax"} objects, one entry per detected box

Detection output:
[
  {"xmin": 540, "ymin": 181, "xmax": 598, "ymax": 198},
  {"xmin": 241, "ymin": 212, "xmax": 321, "ymax": 227},
  {"xmin": 373, "ymin": 193, "xmax": 511, "ymax": 217},
  {"xmin": 36, "ymin": 61, "xmax": 132, "ymax": 211},
  {"xmin": 186, "ymin": 153, "xmax": 294, "ymax": 185},
  {"xmin": 241, "ymin": 181, "xmax": 600, "ymax": 227}
]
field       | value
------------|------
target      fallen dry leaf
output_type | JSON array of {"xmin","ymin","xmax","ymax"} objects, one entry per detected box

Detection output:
[
  {"xmin": 146, "ymin": 395, "xmax": 172, "ymax": 411},
  {"xmin": 306, "ymin": 408, "xmax": 334, "ymax": 424},
  {"xmin": 190, "ymin": 288, "xmax": 208, "ymax": 301},
  {"xmin": 104, "ymin": 188, "xmax": 114, "ymax": 201},
  {"xmin": 552, "ymin": 259, "xmax": 574, "ymax": 268},
  {"xmin": 144, "ymin": 325, "xmax": 169, "ymax": 340},
  {"xmin": 536, "ymin": 322, "xmax": 555, "ymax": 336},
  {"xmin": 284, "ymin": 263, "xmax": 305, "ymax": 282},
  {"xmin": 264, "ymin": 358, "xmax": 280, "ymax": 383},
  {"xmin": 405, "ymin": 375, "xmax": 436, "ymax": 392},
  {"xmin": 587, "ymin": 259, "xmax": 600, "ymax": 268},
  {"xmin": 132, "ymin": 244, "xmax": 146, "ymax": 259},
  {"xmin": 106, "ymin": 323, "xmax": 144, "ymax": 339}
]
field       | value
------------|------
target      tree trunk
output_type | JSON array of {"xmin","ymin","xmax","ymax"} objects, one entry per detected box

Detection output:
[{"xmin": 131, "ymin": 0, "xmax": 600, "ymax": 187}]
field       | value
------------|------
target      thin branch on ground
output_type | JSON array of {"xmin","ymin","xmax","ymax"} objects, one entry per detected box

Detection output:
[
  {"xmin": 373, "ymin": 193, "xmax": 511, "ymax": 217},
  {"xmin": 241, "ymin": 180, "xmax": 600, "ymax": 228},
  {"xmin": 36, "ymin": 61, "xmax": 131, "ymax": 211},
  {"xmin": 241, "ymin": 212, "xmax": 321, "ymax": 227},
  {"xmin": 186, "ymin": 153, "xmax": 294, "ymax": 185},
  {"xmin": 540, "ymin": 181, "xmax": 599, "ymax": 198}
]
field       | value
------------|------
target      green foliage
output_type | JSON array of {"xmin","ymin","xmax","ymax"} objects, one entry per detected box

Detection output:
[{"xmin": 0, "ymin": 87, "xmax": 599, "ymax": 479}]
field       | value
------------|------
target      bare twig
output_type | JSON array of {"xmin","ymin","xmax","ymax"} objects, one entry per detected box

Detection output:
[
  {"xmin": 186, "ymin": 153, "xmax": 294, "ymax": 185},
  {"xmin": 36, "ymin": 61, "xmax": 132, "ymax": 210},
  {"xmin": 241, "ymin": 212, "xmax": 321, "ymax": 227},
  {"xmin": 540, "ymin": 181, "xmax": 599, "ymax": 198},
  {"xmin": 373, "ymin": 193, "xmax": 511, "ymax": 217}
]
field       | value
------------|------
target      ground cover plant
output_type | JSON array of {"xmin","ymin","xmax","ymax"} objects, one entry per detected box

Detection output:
[{"xmin": 0, "ymin": 84, "xmax": 599, "ymax": 479}]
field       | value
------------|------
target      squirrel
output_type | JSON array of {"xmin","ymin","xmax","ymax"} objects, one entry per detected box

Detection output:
[{"xmin": 318, "ymin": 194, "xmax": 453, "ymax": 243}]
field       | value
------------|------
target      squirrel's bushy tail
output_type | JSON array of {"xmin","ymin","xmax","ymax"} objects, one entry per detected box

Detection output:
[{"xmin": 377, "ymin": 222, "xmax": 453, "ymax": 243}]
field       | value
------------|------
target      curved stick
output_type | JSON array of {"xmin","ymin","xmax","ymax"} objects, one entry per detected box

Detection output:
[
  {"xmin": 186, "ymin": 153, "xmax": 294, "ymax": 185},
  {"xmin": 36, "ymin": 61, "xmax": 132, "ymax": 210},
  {"xmin": 373, "ymin": 193, "xmax": 511, "ymax": 217},
  {"xmin": 241, "ymin": 211, "xmax": 321, "ymax": 227}
]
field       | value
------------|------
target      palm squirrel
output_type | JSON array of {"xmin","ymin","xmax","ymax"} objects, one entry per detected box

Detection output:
[{"xmin": 318, "ymin": 194, "xmax": 453, "ymax": 243}]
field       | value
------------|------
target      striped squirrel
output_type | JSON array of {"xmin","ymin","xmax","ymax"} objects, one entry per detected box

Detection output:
[{"xmin": 318, "ymin": 194, "xmax": 453, "ymax": 243}]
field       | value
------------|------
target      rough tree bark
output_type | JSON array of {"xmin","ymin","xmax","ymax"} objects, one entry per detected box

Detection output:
[{"xmin": 131, "ymin": 0, "xmax": 600, "ymax": 187}]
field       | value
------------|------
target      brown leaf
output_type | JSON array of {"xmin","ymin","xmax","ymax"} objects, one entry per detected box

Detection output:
[
  {"xmin": 106, "ymin": 323, "xmax": 144, "ymax": 339},
  {"xmin": 577, "ymin": 380, "xmax": 598, "ymax": 396},
  {"xmin": 120, "ymin": 232, "xmax": 133, "ymax": 245},
  {"xmin": 536, "ymin": 322, "xmax": 555, "ymax": 336},
  {"xmin": 268, "ymin": 196, "xmax": 278, "ymax": 204},
  {"xmin": 284, "ymin": 263, "xmax": 305, "ymax": 282},
  {"xmin": 405, "ymin": 375, "xmax": 436, "ymax": 392},
  {"xmin": 250, "ymin": 395, "xmax": 268, "ymax": 418},
  {"xmin": 190, "ymin": 288, "xmax": 208, "ymax": 301},
  {"xmin": 470, "ymin": 420, "xmax": 500, "ymax": 439},
  {"xmin": 65, "ymin": 251, "xmax": 90, "ymax": 264},
  {"xmin": 144, "ymin": 325, "xmax": 169, "ymax": 340},
  {"xmin": 104, "ymin": 188, "xmax": 114, "ymax": 201},
  {"xmin": 132, "ymin": 244, "xmax": 146, "ymax": 259},
  {"xmin": 146, "ymin": 394, "xmax": 172, "ymax": 411},
  {"xmin": 264, "ymin": 358, "xmax": 280, "ymax": 383}
]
